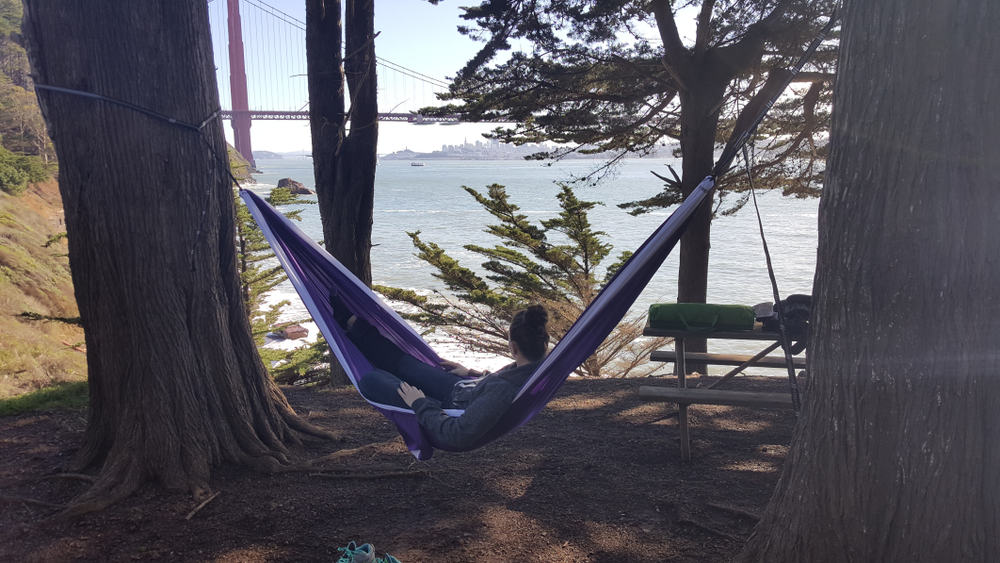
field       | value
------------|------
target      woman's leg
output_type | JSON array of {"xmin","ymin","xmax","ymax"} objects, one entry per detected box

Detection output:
[
  {"xmin": 393, "ymin": 356, "xmax": 463, "ymax": 402},
  {"xmin": 358, "ymin": 363, "xmax": 462, "ymax": 409},
  {"xmin": 357, "ymin": 369, "xmax": 409, "ymax": 409},
  {"xmin": 345, "ymin": 318, "xmax": 405, "ymax": 372},
  {"xmin": 335, "ymin": 303, "xmax": 464, "ymax": 406}
]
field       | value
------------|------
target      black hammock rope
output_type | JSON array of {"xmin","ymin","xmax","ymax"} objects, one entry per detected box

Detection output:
[
  {"xmin": 33, "ymin": 84, "xmax": 247, "ymax": 271},
  {"xmin": 742, "ymin": 145, "xmax": 802, "ymax": 411},
  {"xmin": 725, "ymin": 12, "xmax": 839, "ymax": 412}
]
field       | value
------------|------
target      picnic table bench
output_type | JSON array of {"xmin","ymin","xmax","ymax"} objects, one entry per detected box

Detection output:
[{"xmin": 640, "ymin": 325, "xmax": 806, "ymax": 460}]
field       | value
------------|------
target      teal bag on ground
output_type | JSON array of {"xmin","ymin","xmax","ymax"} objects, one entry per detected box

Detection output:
[{"xmin": 647, "ymin": 303, "xmax": 755, "ymax": 332}]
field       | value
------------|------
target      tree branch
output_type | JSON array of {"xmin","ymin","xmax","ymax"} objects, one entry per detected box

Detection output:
[
  {"xmin": 791, "ymin": 71, "xmax": 836, "ymax": 83},
  {"xmin": 650, "ymin": 0, "xmax": 690, "ymax": 88},
  {"xmin": 694, "ymin": 0, "xmax": 717, "ymax": 54},
  {"xmin": 714, "ymin": 0, "xmax": 795, "ymax": 74}
]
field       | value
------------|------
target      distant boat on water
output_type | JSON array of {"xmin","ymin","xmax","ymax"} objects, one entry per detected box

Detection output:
[{"xmin": 410, "ymin": 162, "xmax": 425, "ymax": 167}]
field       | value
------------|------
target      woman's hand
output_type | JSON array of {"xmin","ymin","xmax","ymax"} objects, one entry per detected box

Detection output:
[
  {"xmin": 397, "ymin": 382, "xmax": 426, "ymax": 407},
  {"xmin": 439, "ymin": 359, "xmax": 471, "ymax": 377}
]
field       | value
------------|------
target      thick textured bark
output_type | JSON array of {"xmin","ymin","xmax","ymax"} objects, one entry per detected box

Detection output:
[
  {"xmin": 23, "ymin": 1, "xmax": 329, "ymax": 514},
  {"xmin": 741, "ymin": 0, "xmax": 1000, "ymax": 559},
  {"xmin": 306, "ymin": 0, "xmax": 378, "ymax": 285},
  {"xmin": 653, "ymin": 2, "xmax": 792, "ymax": 371},
  {"xmin": 673, "ymin": 52, "xmax": 736, "ymax": 370}
]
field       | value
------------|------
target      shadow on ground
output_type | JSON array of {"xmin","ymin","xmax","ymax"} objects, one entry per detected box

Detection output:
[{"xmin": 0, "ymin": 375, "xmax": 798, "ymax": 562}]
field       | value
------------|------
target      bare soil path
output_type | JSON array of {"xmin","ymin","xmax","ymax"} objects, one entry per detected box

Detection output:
[{"xmin": 0, "ymin": 376, "xmax": 795, "ymax": 562}]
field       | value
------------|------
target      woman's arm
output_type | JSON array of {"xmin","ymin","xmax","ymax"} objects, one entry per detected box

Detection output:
[
  {"xmin": 409, "ymin": 380, "xmax": 516, "ymax": 450},
  {"xmin": 438, "ymin": 360, "xmax": 483, "ymax": 377}
]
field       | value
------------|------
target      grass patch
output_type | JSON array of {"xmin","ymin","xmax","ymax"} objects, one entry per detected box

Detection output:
[{"xmin": 0, "ymin": 380, "xmax": 88, "ymax": 416}]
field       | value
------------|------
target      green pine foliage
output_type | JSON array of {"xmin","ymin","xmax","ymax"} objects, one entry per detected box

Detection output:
[
  {"xmin": 437, "ymin": 0, "xmax": 838, "ymax": 211},
  {"xmin": 0, "ymin": 144, "xmax": 48, "ymax": 195},
  {"xmin": 0, "ymin": 0, "xmax": 53, "ymax": 195},
  {"xmin": 377, "ymin": 184, "xmax": 667, "ymax": 378},
  {"xmin": 233, "ymin": 185, "xmax": 328, "ymax": 381}
]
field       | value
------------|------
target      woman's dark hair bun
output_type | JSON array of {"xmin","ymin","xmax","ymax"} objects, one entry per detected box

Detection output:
[
  {"xmin": 509, "ymin": 304, "xmax": 550, "ymax": 362},
  {"xmin": 523, "ymin": 304, "xmax": 548, "ymax": 327}
]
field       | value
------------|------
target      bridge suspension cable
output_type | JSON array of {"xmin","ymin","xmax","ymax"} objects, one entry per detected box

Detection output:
[
  {"xmin": 206, "ymin": 0, "xmax": 467, "ymax": 164},
  {"xmin": 220, "ymin": 0, "xmax": 452, "ymax": 93}
]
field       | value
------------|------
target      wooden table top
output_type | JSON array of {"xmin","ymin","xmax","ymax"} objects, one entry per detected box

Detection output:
[{"xmin": 642, "ymin": 323, "xmax": 807, "ymax": 341}]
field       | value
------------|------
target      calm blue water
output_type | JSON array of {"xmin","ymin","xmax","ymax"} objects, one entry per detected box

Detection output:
[{"xmin": 249, "ymin": 156, "xmax": 818, "ymax": 365}]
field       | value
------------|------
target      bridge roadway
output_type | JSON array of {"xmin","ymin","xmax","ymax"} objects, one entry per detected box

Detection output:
[{"xmin": 220, "ymin": 110, "xmax": 462, "ymax": 123}]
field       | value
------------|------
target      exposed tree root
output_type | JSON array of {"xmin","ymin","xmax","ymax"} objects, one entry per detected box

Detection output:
[
  {"xmin": 58, "ymin": 458, "xmax": 144, "ymax": 519},
  {"xmin": 39, "ymin": 472, "xmax": 96, "ymax": 483},
  {"xmin": 282, "ymin": 414, "xmax": 340, "ymax": 442},
  {"xmin": 0, "ymin": 495, "xmax": 65, "ymax": 509},
  {"xmin": 305, "ymin": 441, "xmax": 400, "ymax": 466},
  {"xmin": 678, "ymin": 516, "xmax": 740, "ymax": 541}
]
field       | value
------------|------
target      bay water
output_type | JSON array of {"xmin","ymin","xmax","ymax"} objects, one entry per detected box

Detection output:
[{"xmin": 250, "ymin": 157, "xmax": 819, "ymax": 373}]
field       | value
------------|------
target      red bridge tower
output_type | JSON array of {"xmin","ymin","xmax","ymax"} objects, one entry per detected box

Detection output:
[{"xmin": 226, "ymin": 0, "xmax": 255, "ymax": 168}]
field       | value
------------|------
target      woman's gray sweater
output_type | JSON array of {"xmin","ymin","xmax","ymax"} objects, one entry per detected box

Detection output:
[{"xmin": 411, "ymin": 361, "xmax": 538, "ymax": 450}]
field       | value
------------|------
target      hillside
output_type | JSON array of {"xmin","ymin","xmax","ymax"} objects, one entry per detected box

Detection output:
[{"xmin": 0, "ymin": 179, "xmax": 86, "ymax": 397}]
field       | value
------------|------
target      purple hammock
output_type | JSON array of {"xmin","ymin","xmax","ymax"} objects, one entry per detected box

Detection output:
[{"xmin": 241, "ymin": 176, "xmax": 715, "ymax": 459}]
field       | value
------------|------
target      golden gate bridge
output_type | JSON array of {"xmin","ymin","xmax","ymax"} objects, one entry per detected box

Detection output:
[{"xmin": 208, "ymin": 0, "xmax": 461, "ymax": 166}]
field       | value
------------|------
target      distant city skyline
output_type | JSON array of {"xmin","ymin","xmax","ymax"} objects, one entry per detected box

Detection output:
[{"xmin": 254, "ymin": 136, "xmax": 678, "ymax": 162}]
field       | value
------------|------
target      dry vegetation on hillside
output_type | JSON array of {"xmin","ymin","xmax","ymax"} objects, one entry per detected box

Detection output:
[{"xmin": 0, "ymin": 180, "xmax": 85, "ymax": 397}]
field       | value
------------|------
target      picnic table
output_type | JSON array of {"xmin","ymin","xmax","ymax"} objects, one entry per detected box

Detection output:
[{"xmin": 639, "ymin": 325, "xmax": 807, "ymax": 460}]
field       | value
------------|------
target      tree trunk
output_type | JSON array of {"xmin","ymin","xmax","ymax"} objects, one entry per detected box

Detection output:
[
  {"xmin": 740, "ymin": 1, "xmax": 1000, "ymax": 559},
  {"xmin": 23, "ymin": 0, "xmax": 330, "ymax": 515},
  {"xmin": 675, "ymin": 59, "xmax": 729, "ymax": 373},
  {"xmin": 306, "ymin": 0, "xmax": 378, "ymax": 285},
  {"xmin": 306, "ymin": 0, "xmax": 378, "ymax": 386}
]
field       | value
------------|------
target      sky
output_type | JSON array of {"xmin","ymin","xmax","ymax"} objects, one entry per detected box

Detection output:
[
  {"xmin": 209, "ymin": 0, "xmax": 501, "ymax": 154},
  {"xmin": 208, "ymin": 1, "xmax": 696, "ymax": 155}
]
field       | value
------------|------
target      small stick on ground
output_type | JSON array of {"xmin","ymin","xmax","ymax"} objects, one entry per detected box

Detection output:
[
  {"xmin": 60, "ymin": 340, "xmax": 86, "ymax": 353},
  {"xmin": 308, "ymin": 470, "xmax": 428, "ymax": 480},
  {"xmin": 185, "ymin": 491, "xmax": 220, "ymax": 521},
  {"xmin": 648, "ymin": 412, "xmax": 680, "ymax": 423},
  {"xmin": 677, "ymin": 517, "xmax": 740, "ymax": 540},
  {"xmin": 304, "ymin": 464, "xmax": 403, "ymax": 474},
  {"xmin": 0, "ymin": 495, "xmax": 65, "ymax": 509},
  {"xmin": 40, "ymin": 473, "xmax": 96, "ymax": 483}
]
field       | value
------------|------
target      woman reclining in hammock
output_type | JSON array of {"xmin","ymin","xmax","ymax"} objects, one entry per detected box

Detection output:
[{"xmin": 337, "ymin": 303, "xmax": 550, "ymax": 450}]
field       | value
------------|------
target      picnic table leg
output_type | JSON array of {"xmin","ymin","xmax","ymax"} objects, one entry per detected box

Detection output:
[
  {"xmin": 706, "ymin": 341, "xmax": 783, "ymax": 390},
  {"xmin": 675, "ymin": 338, "xmax": 691, "ymax": 461}
]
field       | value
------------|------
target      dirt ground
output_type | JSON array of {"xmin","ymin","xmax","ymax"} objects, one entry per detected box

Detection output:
[{"xmin": 0, "ymin": 375, "xmax": 797, "ymax": 562}]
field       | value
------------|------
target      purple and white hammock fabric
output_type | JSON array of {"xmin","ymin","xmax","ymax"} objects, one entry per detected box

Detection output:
[{"xmin": 241, "ymin": 176, "xmax": 715, "ymax": 459}]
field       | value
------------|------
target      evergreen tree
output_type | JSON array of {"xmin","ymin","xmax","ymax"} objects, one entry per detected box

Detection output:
[
  {"xmin": 24, "ymin": 0, "xmax": 331, "ymax": 513},
  {"xmin": 306, "ymin": 0, "xmax": 378, "ymax": 283},
  {"xmin": 0, "ymin": 143, "xmax": 46, "ymax": 195},
  {"xmin": 437, "ymin": 1, "xmax": 838, "ymax": 369},
  {"xmin": 233, "ymin": 184, "xmax": 327, "ymax": 382},
  {"xmin": 0, "ymin": 0, "xmax": 52, "ymax": 161},
  {"xmin": 378, "ymin": 184, "xmax": 667, "ymax": 378}
]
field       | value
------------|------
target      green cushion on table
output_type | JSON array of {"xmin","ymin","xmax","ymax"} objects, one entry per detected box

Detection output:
[{"xmin": 648, "ymin": 303, "xmax": 755, "ymax": 332}]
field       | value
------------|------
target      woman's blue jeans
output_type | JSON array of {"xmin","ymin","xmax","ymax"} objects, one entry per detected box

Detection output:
[{"xmin": 350, "ymin": 320, "xmax": 462, "ymax": 409}]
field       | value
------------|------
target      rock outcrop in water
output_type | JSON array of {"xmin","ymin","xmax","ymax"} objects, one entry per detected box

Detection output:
[{"xmin": 277, "ymin": 177, "xmax": 313, "ymax": 195}]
